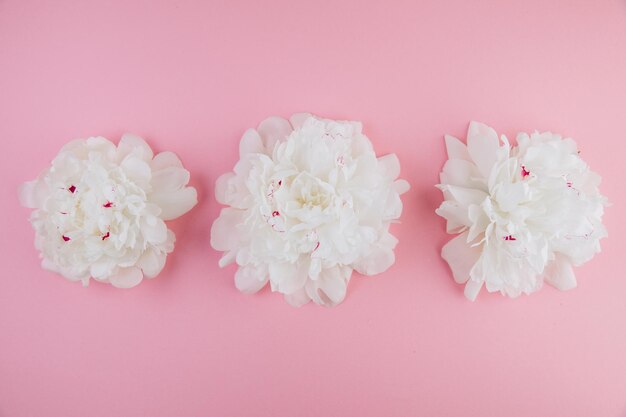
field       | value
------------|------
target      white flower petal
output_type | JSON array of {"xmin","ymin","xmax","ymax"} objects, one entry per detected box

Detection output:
[
  {"xmin": 150, "ymin": 187, "xmax": 197, "ymax": 221},
  {"xmin": 466, "ymin": 121, "xmax": 501, "ymax": 178},
  {"xmin": 257, "ymin": 116, "xmax": 292, "ymax": 151},
  {"xmin": 289, "ymin": 112, "xmax": 312, "ymax": 130},
  {"xmin": 269, "ymin": 262, "xmax": 308, "ymax": 295},
  {"xmin": 441, "ymin": 231, "xmax": 481, "ymax": 284},
  {"xmin": 234, "ymin": 264, "xmax": 268, "ymax": 294},
  {"xmin": 109, "ymin": 267, "xmax": 144, "ymax": 288},
  {"xmin": 151, "ymin": 166, "xmax": 190, "ymax": 192},
  {"xmin": 353, "ymin": 233, "xmax": 397, "ymax": 276},
  {"xmin": 377, "ymin": 154, "xmax": 401, "ymax": 180},
  {"xmin": 239, "ymin": 128, "xmax": 265, "ymax": 156},
  {"xmin": 214, "ymin": 172, "xmax": 235, "ymax": 205},
  {"xmin": 118, "ymin": 133, "xmax": 154, "ymax": 161},
  {"xmin": 544, "ymin": 255, "xmax": 577, "ymax": 291},
  {"xmin": 284, "ymin": 287, "xmax": 311, "ymax": 307},
  {"xmin": 306, "ymin": 266, "xmax": 351, "ymax": 307},
  {"xmin": 151, "ymin": 151, "xmax": 183, "ymax": 170},
  {"xmin": 210, "ymin": 208, "xmax": 244, "ymax": 252},
  {"xmin": 444, "ymin": 134, "xmax": 471, "ymax": 161},
  {"xmin": 18, "ymin": 179, "xmax": 48, "ymax": 209},
  {"xmin": 464, "ymin": 279, "xmax": 483, "ymax": 301},
  {"xmin": 137, "ymin": 248, "xmax": 167, "ymax": 278},
  {"xmin": 121, "ymin": 155, "xmax": 152, "ymax": 189}
]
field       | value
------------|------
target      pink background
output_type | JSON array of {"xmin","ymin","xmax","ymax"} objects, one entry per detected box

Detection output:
[{"xmin": 1, "ymin": 1, "xmax": 626, "ymax": 416}]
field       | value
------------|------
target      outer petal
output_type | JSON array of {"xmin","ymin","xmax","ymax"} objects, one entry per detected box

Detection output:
[
  {"xmin": 150, "ymin": 187, "xmax": 197, "ymax": 220},
  {"xmin": 466, "ymin": 121, "xmax": 500, "ymax": 178},
  {"xmin": 289, "ymin": 112, "xmax": 312, "ymax": 130},
  {"xmin": 353, "ymin": 233, "xmax": 398, "ymax": 275},
  {"xmin": 284, "ymin": 287, "xmax": 311, "ymax": 307},
  {"xmin": 257, "ymin": 116, "xmax": 293, "ymax": 151},
  {"xmin": 140, "ymin": 216, "xmax": 168, "ymax": 244},
  {"xmin": 151, "ymin": 151, "xmax": 183, "ymax": 170},
  {"xmin": 109, "ymin": 267, "xmax": 144, "ymax": 288},
  {"xmin": 151, "ymin": 166, "xmax": 190, "ymax": 192},
  {"xmin": 268, "ymin": 262, "xmax": 308, "ymax": 295},
  {"xmin": 234, "ymin": 264, "xmax": 269, "ymax": 294},
  {"xmin": 464, "ymin": 279, "xmax": 483, "ymax": 301},
  {"xmin": 444, "ymin": 134, "xmax": 471, "ymax": 161},
  {"xmin": 377, "ymin": 154, "xmax": 401, "ymax": 180},
  {"xmin": 210, "ymin": 208, "xmax": 244, "ymax": 252},
  {"xmin": 544, "ymin": 255, "xmax": 577, "ymax": 291},
  {"xmin": 239, "ymin": 128, "xmax": 265, "ymax": 156},
  {"xmin": 393, "ymin": 179, "xmax": 411, "ymax": 195},
  {"xmin": 441, "ymin": 231, "xmax": 482, "ymax": 284},
  {"xmin": 137, "ymin": 248, "xmax": 167, "ymax": 278},
  {"xmin": 118, "ymin": 133, "xmax": 154, "ymax": 161},
  {"xmin": 121, "ymin": 155, "xmax": 152, "ymax": 189},
  {"xmin": 214, "ymin": 172, "xmax": 236, "ymax": 205},
  {"xmin": 19, "ymin": 179, "xmax": 48, "ymax": 209},
  {"xmin": 306, "ymin": 266, "xmax": 351, "ymax": 307}
]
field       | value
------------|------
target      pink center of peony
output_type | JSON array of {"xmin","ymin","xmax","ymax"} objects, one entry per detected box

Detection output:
[
  {"xmin": 62, "ymin": 235, "xmax": 71, "ymax": 242},
  {"xmin": 101, "ymin": 231, "xmax": 110, "ymax": 241},
  {"xmin": 68, "ymin": 185, "xmax": 76, "ymax": 193},
  {"xmin": 503, "ymin": 235, "xmax": 517, "ymax": 241},
  {"xmin": 272, "ymin": 211, "xmax": 280, "ymax": 217},
  {"xmin": 103, "ymin": 201, "xmax": 113, "ymax": 208},
  {"xmin": 521, "ymin": 166, "xmax": 530, "ymax": 178}
]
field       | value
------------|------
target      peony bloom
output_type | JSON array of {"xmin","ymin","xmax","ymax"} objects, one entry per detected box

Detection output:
[
  {"xmin": 19, "ymin": 134, "xmax": 197, "ymax": 288},
  {"xmin": 436, "ymin": 121, "xmax": 608, "ymax": 300},
  {"xmin": 211, "ymin": 113, "xmax": 409, "ymax": 307}
]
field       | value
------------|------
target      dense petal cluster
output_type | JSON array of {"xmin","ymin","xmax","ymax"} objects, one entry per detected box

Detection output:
[
  {"xmin": 19, "ymin": 134, "xmax": 197, "ymax": 288},
  {"xmin": 436, "ymin": 122, "xmax": 607, "ymax": 300},
  {"xmin": 211, "ymin": 113, "xmax": 409, "ymax": 306}
]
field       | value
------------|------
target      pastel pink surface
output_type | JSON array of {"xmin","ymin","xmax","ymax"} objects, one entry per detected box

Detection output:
[{"xmin": 1, "ymin": 1, "xmax": 625, "ymax": 416}]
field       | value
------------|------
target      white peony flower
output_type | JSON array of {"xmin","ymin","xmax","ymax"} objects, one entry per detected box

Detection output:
[
  {"xmin": 19, "ymin": 134, "xmax": 197, "ymax": 288},
  {"xmin": 436, "ymin": 121, "xmax": 608, "ymax": 300},
  {"xmin": 211, "ymin": 113, "xmax": 410, "ymax": 307}
]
